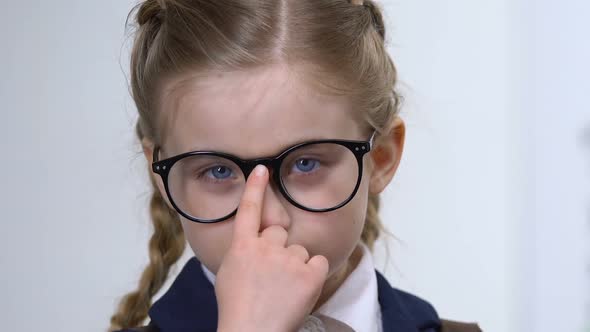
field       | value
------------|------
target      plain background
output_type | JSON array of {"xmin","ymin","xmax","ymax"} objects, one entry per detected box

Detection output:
[{"xmin": 1, "ymin": 0, "xmax": 588, "ymax": 331}]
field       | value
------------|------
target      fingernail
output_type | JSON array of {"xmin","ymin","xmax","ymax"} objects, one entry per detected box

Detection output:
[{"xmin": 254, "ymin": 165, "xmax": 267, "ymax": 177}]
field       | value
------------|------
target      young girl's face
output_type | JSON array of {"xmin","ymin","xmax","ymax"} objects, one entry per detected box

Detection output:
[{"xmin": 149, "ymin": 63, "xmax": 387, "ymax": 281}]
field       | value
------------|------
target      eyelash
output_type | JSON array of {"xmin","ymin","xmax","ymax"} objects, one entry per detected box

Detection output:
[
  {"xmin": 288, "ymin": 158, "xmax": 321, "ymax": 175},
  {"xmin": 194, "ymin": 165, "xmax": 238, "ymax": 183}
]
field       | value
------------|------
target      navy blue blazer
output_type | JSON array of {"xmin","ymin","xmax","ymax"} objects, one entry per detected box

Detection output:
[{"xmin": 118, "ymin": 257, "xmax": 442, "ymax": 332}]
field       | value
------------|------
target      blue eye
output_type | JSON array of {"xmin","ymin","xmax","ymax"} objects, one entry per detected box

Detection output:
[
  {"xmin": 207, "ymin": 166, "xmax": 233, "ymax": 179},
  {"xmin": 292, "ymin": 158, "xmax": 319, "ymax": 173}
]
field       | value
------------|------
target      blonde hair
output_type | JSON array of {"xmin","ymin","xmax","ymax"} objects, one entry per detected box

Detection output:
[{"xmin": 110, "ymin": 0, "xmax": 400, "ymax": 330}]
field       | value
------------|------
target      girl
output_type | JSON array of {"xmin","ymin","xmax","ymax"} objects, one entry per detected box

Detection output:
[{"xmin": 109, "ymin": 0, "xmax": 481, "ymax": 331}]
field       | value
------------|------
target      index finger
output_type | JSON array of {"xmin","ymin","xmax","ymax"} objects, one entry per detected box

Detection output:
[{"xmin": 232, "ymin": 164, "xmax": 268, "ymax": 240}]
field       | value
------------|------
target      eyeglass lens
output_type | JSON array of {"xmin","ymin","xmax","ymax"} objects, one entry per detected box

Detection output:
[{"xmin": 166, "ymin": 143, "xmax": 360, "ymax": 221}]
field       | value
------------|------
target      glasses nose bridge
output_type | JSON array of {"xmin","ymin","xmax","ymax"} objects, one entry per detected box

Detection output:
[{"xmin": 245, "ymin": 157, "xmax": 281, "ymax": 181}]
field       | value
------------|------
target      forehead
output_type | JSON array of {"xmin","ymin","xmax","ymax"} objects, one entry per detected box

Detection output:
[{"xmin": 157, "ymin": 63, "xmax": 364, "ymax": 158}]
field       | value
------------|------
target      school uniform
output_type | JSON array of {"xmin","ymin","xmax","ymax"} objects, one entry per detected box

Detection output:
[{"xmin": 117, "ymin": 243, "xmax": 481, "ymax": 332}]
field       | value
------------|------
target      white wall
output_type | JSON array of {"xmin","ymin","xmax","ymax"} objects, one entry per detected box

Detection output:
[
  {"xmin": 516, "ymin": 0, "xmax": 590, "ymax": 331},
  {"xmin": 376, "ymin": 1, "xmax": 516, "ymax": 331},
  {"xmin": 375, "ymin": 1, "xmax": 590, "ymax": 332},
  {"xmin": 1, "ymin": 1, "xmax": 588, "ymax": 331}
]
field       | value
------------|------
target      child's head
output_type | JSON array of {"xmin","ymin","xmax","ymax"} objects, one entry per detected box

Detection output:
[{"xmin": 111, "ymin": 0, "xmax": 404, "ymax": 330}]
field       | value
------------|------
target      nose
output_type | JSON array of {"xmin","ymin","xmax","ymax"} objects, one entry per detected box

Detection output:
[{"xmin": 259, "ymin": 180, "xmax": 291, "ymax": 232}]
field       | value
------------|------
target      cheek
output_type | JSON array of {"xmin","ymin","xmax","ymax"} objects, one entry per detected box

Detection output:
[
  {"xmin": 178, "ymin": 175, "xmax": 371, "ymax": 276},
  {"xmin": 297, "ymin": 181, "xmax": 369, "ymax": 275},
  {"xmin": 180, "ymin": 217, "xmax": 233, "ymax": 274}
]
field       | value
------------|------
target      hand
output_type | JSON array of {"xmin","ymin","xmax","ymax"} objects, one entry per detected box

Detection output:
[{"xmin": 215, "ymin": 165, "xmax": 330, "ymax": 332}]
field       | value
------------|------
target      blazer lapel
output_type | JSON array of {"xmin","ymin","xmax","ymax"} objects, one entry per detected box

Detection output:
[
  {"xmin": 376, "ymin": 271, "xmax": 441, "ymax": 332},
  {"xmin": 149, "ymin": 257, "xmax": 217, "ymax": 332},
  {"xmin": 149, "ymin": 258, "xmax": 441, "ymax": 332}
]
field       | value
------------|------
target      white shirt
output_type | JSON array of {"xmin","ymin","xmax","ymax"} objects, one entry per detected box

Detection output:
[{"xmin": 201, "ymin": 242, "xmax": 382, "ymax": 332}]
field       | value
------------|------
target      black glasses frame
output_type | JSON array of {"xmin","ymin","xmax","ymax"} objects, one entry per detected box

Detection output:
[{"xmin": 152, "ymin": 132, "xmax": 376, "ymax": 223}]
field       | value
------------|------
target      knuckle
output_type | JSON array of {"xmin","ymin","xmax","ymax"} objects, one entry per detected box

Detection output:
[
  {"xmin": 257, "ymin": 240, "xmax": 276, "ymax": 256},
  {"xmin": 286, "ymin": 256, "xmax": 307, "ymax": 276},
  {"xmin": 265, "ymin": 224, "xmax": 284, "ymax": 233},
  {"xmin": 317, "ymin": 255, "xmax": 329, "ymax": 265},
  {"xmin": 288, "ymin": 243, "xmax": 301, "ymax": 250},
  {"xmin": 290, "ymin": 244, "xmax": 309, "ymax": 258},
  {"xmin": 309, "ymin": 256, "xmax": 329, "ymax": 275},
  {"xmin": 261, "ymin": 226, "xmax": 288, "ymax": 240},
  {"xmin": 294, "ymin": 244, "xmax": 308, "ymax": 254}
]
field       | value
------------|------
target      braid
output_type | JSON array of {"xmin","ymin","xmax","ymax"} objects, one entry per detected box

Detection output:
[
  {"xmin": 361, "ymin": 194, "xmax": 380, "ymax": 250},
  {"xmin": 108, "ymin": 125, "xmax": 185, "ymax": 331},
  {"xmin": 354, "ymin": 0, "xmax": 398, "ymax": 254}
]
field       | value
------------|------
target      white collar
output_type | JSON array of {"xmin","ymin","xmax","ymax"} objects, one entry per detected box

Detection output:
[
  {"xmin": 314, "ymin": 242, "xmax": 382, "ymax": 332},
  {"xmin": 201, "ymin": 242, "xmax": 382, "ymax": 332}
]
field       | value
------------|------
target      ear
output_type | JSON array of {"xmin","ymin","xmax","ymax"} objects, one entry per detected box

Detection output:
[
  {"xmin": 368, "ymin": 116, "xmax": 406, "ymax": 195},
  {"xmin": 141, "ymin": 137, "xmax": 155, "ymax": 164}
]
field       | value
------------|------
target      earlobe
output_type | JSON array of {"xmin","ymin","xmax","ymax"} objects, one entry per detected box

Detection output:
[{"xmin": 368, "ymin": 116, "xmax": 406, "ymax": 195}]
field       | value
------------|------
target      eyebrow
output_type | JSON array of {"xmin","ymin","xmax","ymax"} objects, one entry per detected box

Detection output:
[
  {"xmin": 183, "ymin": 135, "xmax": 331, "ymax": 158},
  {"xmin": 163, "ymin": 133, "xmax": 364, "ymax": 161}
]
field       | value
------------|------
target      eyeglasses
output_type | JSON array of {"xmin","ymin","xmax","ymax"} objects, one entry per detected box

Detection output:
[{"xmin": 152, "ymin": 132, "xmax": 376, "ymax": 223}]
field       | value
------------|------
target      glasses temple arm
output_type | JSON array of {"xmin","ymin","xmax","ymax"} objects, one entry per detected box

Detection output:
[
  {"xmin": 368, "ymin": 131, "xmax": 377, "ymax": 149},
  {"xmin": 153, "ymin": 145, "xmax": 160, "ymax": 163}
]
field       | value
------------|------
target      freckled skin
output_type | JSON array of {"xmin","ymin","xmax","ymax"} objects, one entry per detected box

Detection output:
[{"xmin": 144, "ymin": 63, "xmax": 403, "ymax": 310}]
